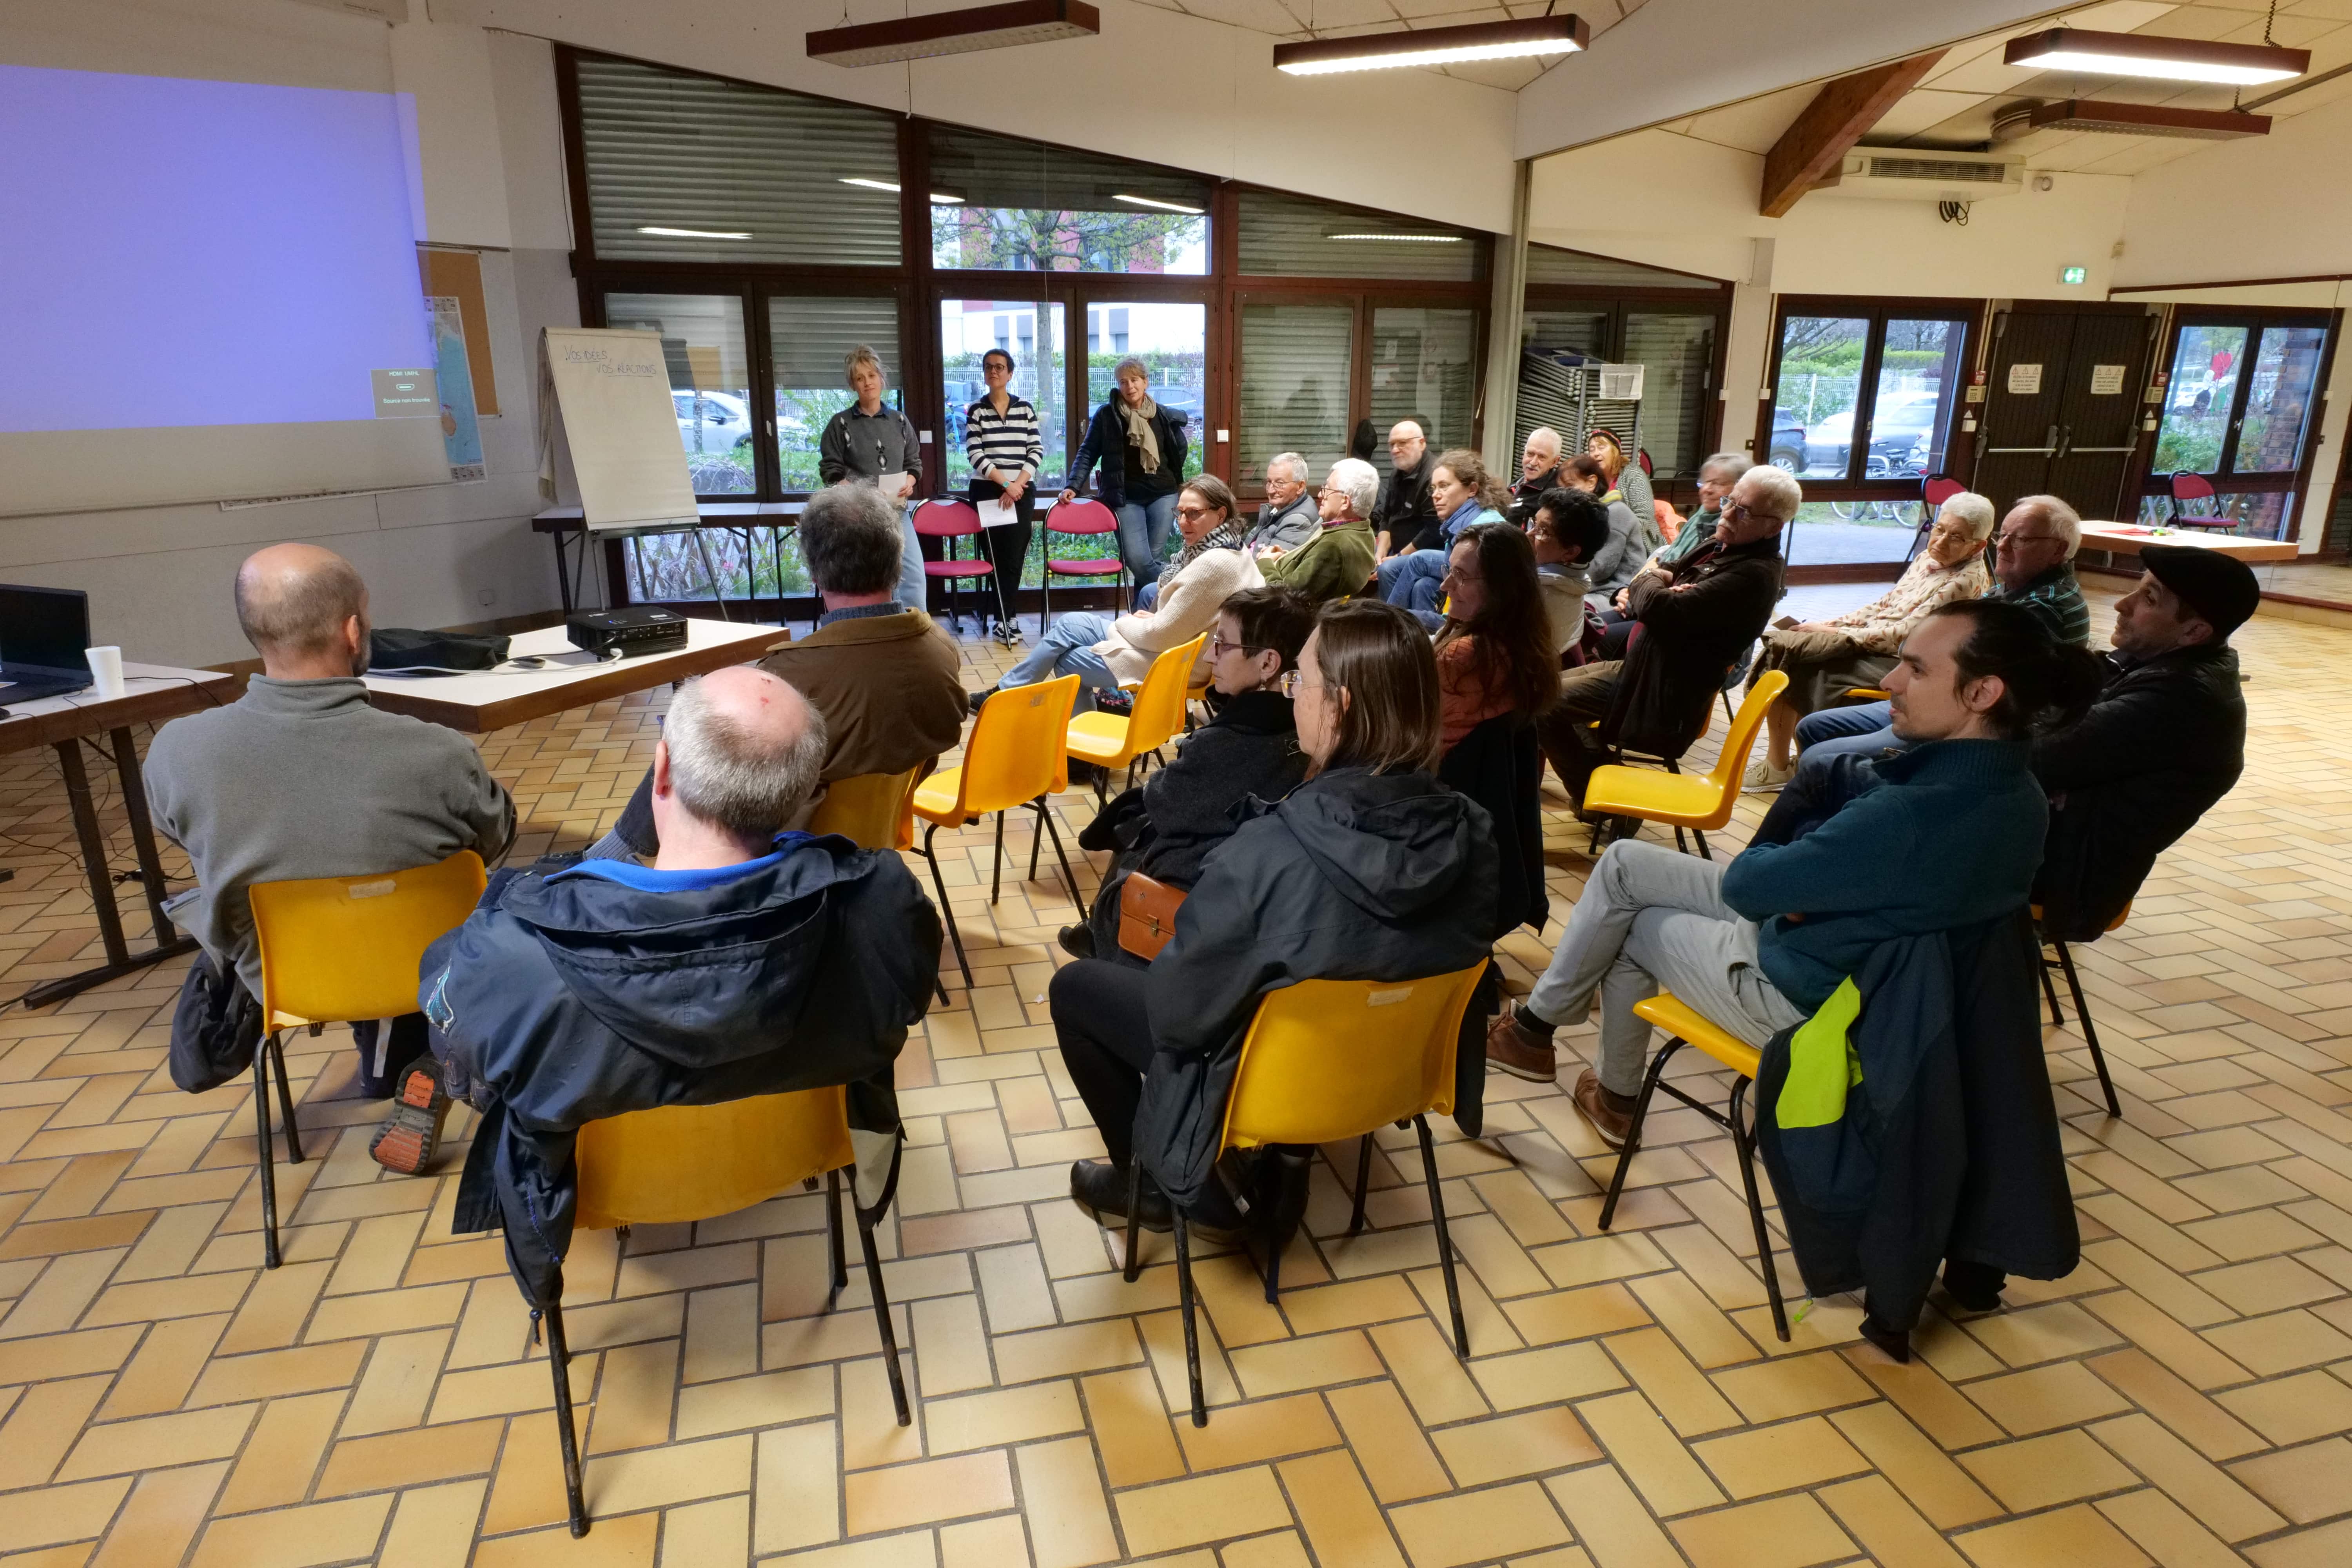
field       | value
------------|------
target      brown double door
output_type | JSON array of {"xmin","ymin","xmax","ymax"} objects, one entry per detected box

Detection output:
[{"xmin": 1975, "ymin": 305, "xmax": 2160, "ymax": 521}]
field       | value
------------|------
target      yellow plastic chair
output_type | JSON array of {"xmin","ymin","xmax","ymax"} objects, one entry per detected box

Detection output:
[
  {"xmin": 1125, "ymin": 964, "xmax": 1488, "ymax": 1425},
  {"xmin": 246, "ymin": 849, "xmax": 486, "ymax": 1268},
  {"xmin": 1583, "ymin": 670, "xmax": 1788, "ymax": 859},
  {"xmin": 545, "ymin": 1085, "xmax": 907, "ymax": 1535},
  {"xmin": 2032, "ymin": 900, "xmax": 2131, "ymax": 1118},
  {"xmin": 1067, "ymin": 633, "xmax": 1209, "ymax": 805},
  {"xmin": 1844, "ymin": 686, "xmax": 1890, "ymax": 702},
  {"xmin": 1595, "ymin": 992, "xmax": 1789, "ymax": 1343},
  {"xmin": 809, "ymin": 766, "xmax": 922, "ymax": 853},
  {"xmin": 914, "ymin": 674, "xmax": 1083, "ymax": 987}
]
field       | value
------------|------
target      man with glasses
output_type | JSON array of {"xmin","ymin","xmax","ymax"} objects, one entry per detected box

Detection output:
[
  {"xmin": 1245, "ymin": 453, "xmax": 1321, "ymax": 559},
  {"xmin": 1370, "ymin": 421, "xmax": 1439, "ymax": 564},
  {"xmin": 1533, "ymin": 465, "xmax": 1798, "ymax": 812},
  {"xmin": 1791, "ymin": 495, "xmax": 2089, "ymax": 768}
]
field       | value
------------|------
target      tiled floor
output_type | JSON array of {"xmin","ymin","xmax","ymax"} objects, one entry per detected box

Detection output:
[{"xmin": 3, "ymin": 586, "xmax": 2351, "ymax": 1566}]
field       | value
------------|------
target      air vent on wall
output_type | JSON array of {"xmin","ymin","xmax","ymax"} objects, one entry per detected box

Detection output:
[{"xmin": 1828, "ymin": 149, "xmax": 2025, "ymax": 202}]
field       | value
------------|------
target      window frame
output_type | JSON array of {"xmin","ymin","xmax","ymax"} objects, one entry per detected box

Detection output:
[
  {"xmin": 2134, "ymin": 304, "xmax": 2341, "ymax": 537},
  {"xmin": 1762, "ymin": 294, "xmax": 1983, "ymax": 498}
]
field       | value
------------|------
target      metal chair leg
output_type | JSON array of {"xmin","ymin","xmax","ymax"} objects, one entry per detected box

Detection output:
[
  {"xmin": 825, "ymin": 1168, "xmax": 848, "ymax": 1301},
  {"xmin": 856, "ymin": 1203, "xmax": 911, "ymax": 1426},
  {"xmin": 1173, "ymin": 1209, "xmax": 1207, "ymax": 1426},
  {"xmin": 1348, "ymin": 1134, "xmax": 1373, "ymax": 1236},
  {"xmin": 2056, "ymin": 939, "xmax": 2121, "ymax": 1117},
  {"xmin": 1692, "ymin": 829, "xmax": 1710, "ymax": 862},
  {"xmin": 1673, "ymin": 826, "xmax": 1688, "ymax": 854},
  {"xmin": 253, "ymin": 1043, "xmax": 282, "ymax": 1270},
  {"xmin": 1728, "ymin": 1077, "xmax": 1789, "ymax": 1343},
  {"xmin": 1416, "ymin": 1116, "xmax": 1469, "ymax": 1359},
  {"xmin": 2038, "ymin": 950, "xmax": 2066, "ymax": 1027},
  {"xmin": 1598, "ymin": 1040, "xmax": 1681, "ymax": 1231},
  {"xmin": 544, "ymin": 1300, "xmax": 589, "ymax": 1536},
  {"xmin": 269, "ymin": 1034, "xmax": 302, "ymax": 1164},
  {"xmin": 989, "ymin": 811, "xmax": 1005, "ymax": 905},
  {"xmin": 1037, "ymin": 799, "xmax": 1083, "ymax": 909},
  {"xmin": 1122, "ymin": 1160, "xmax": 1146, "ymax": 1283},
  {"xmin": 1027, "ymin": 806, "xmax": 1044, "ymax": 883},
  {"xmin": 920, "ymin": 823, "xmax": 972, "ymax": 989}
]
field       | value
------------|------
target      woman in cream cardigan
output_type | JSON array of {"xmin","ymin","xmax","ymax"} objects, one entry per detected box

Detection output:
[{"xmin": 972, "ymin": 475, "xmax": 1259, "ymax": 716}]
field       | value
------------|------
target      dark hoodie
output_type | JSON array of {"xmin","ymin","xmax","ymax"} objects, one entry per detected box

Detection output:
[
  {"xmin": 1131, "ymin": 766, "xmax": 1503, "ymax": 1207},
  {"xmin": 429, "ymin": 835, "xmax": 940, "ymax": 1307}
]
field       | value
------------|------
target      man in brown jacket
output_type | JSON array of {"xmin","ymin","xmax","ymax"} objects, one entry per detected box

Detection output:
[{"xmin": 595, "ymin": 484, "xmax": 966, "ymax": 856}]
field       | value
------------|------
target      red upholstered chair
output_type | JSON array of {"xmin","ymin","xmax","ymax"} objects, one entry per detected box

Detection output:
[
  {"xmin": 912, "ymin": 498, "xmax": 993, "ymax": 633},
  {"xmin": 1637, "ymin": 447, "xmax": 1654, "ymax": 478},
  {"xmin": 2167, "ymin": 472, "xmax": 2235, "ymax": 530},
  {"xmin": 1040, "ymin": 498, "xmax": 1125, "ymax": 630},
  {"xmin": 1905, "ymin": 473, "xmax": 1969, "ymax": 562}
]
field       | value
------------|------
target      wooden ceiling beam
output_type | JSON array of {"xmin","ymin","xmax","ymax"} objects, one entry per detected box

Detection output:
[{"xmin": 1759, "ymin": 50, "xmax": 1948, "ymax": 219}]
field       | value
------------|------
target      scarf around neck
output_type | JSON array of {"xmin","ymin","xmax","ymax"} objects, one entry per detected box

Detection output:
[
  {"xmin": 1158, "ymin": 516, "xmax": 1246, "ymax": 592},
  {"xmin": 1118, "ymin": 396, "xmax": 1162, "ymax": 476}
]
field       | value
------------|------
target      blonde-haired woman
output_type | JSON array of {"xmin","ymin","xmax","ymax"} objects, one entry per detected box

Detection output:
[{"xmin": 818, "ymin": 345, "xmax": 926, "ymax": 611}]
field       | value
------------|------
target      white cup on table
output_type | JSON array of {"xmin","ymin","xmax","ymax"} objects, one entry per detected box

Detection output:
[{"xmin": 85, "ymin": 645, "xmax": 125, "ymax": 700}]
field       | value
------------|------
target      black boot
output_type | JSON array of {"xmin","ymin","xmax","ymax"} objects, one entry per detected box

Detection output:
[
  {"xmin": 1858, "ymin": 1313, "xmax": 1911, "ymax": 1363},
  {"xmin": 1942, "ymin": 1259, "xmax": 2007, "ymax": 1314},
  {"xmin": 1056, "ymin": 924, "xmax": 1096, "ymax": 959},
  {"xmin": 1070, "ymin": 1159, "xmax": 1172, "ymax": 1233}
]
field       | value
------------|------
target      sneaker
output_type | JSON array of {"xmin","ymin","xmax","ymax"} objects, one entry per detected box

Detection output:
[
  {"xmin": 369, "ymin": 1060, "xmax": 453, "ymax": 1175},
  {"xmin": 1741, "ymin": 757, "xmax": 1793, "ymax": 793},
  {"xmin": 966, "ymin": 686, "xmax": 996, "ymax": 717},
  {"xmin": 1485, "ymin": 1011, "xmax": 1558, "ymax": 1083},
  {"xmin": 993, "ymin": 619, "xmax": 1022, "ymax": 648}
]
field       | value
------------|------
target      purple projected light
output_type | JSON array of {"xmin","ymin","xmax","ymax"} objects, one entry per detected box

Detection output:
[{"xmin": 0, "ymin": 64, "xmax": 432, "ymax": 433}]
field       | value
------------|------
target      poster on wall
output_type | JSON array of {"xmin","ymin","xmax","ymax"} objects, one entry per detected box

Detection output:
[
  {"xmin": 429, "ymin": 296, "xmax": 485, "ymax": 482},
  {"xmin": 2089, "ymin": 364, "xmax": 2127, "ymax": 396},
  {"xmin": 2006, "ymin": 362, "xmax": 2043, "ymax": 396}
]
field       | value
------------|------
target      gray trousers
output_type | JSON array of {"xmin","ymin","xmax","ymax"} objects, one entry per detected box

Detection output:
[{"xmin": 1525, "ymin": 840, "xmax": 1808, "ymax": 1096}]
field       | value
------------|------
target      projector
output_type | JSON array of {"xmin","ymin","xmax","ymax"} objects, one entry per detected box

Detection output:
[{"xmin": 566, "ymin": 607, "xmax": 690, "ymax": 659}]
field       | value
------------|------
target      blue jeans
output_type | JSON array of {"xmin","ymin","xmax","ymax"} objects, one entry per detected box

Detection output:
[
  {"xmin": 1116, "ymin": 494, "xmax": 1178, "ymax": 586},
  {"xmin": 1381, "ymin": 550, "xmax": 1449, "ymax": 614},
  {"xmin": 1134, "ymin": 580, "xmax": 1160, "ymax": 612},
  {"xmin": 1794, "ymin": 700, "xmax": 1902, "ymax": 764},
  {"xmin": 1003, "ymin": 610, "xmax": 1122, "ymax": 713},
  {"xmin": 893, "ymin": 503, "xmax": 927, "ymax": 613}
]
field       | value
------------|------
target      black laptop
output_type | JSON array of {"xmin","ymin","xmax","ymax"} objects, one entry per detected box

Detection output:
[{"xmin": 0, "ymin": 585, "xmax": 94, "ymax": 702}]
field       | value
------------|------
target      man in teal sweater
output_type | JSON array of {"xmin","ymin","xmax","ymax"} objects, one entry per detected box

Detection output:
[{"xmin": 1487, "ymin": 601, "xmax": 2078, "ymax": 1146}]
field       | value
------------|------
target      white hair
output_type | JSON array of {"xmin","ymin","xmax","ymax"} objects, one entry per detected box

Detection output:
[
  {"xmin": 2010, "ymin": 494, "xmax": 2082, "ymax": 558},
  {"xmin": 1524, "ymin": 426, "xmax": 1562, "ymax": 457},
  {"xmin": 1327, "ymin": 457, "xmax": 1380, "ymax": 518},
  {"xmin": 1938, "ymin": 491, "xmax": 1998, "ymax": 542},
  {"xmin": 664, "ymin": 676, "xmax": 828, "ymax": 840},
  {"xmin": 1268, "ymin": 452, "xmax": 1310, "ymax": 484},
  {"xmin": 1699, "ymin": 452, "xmax": 1751, "ymax": 483},
  {"xmin": 1739, "ymin": 464, "xmax": 1802, "ymax": 520}
]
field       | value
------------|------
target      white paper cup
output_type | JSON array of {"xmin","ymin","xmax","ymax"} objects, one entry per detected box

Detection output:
[{"xmin": 85, "ymin": 645, "xmax": 125, "ymax": 700}]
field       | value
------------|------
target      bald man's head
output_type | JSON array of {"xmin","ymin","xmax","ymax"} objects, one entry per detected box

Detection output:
[
  {"xmin": 659, "ymin": 667, "xmax": 829, "ymax": 842},
  {"xmin": 235, "ymin": 543, "xmax": 369, "ymax": 670}
]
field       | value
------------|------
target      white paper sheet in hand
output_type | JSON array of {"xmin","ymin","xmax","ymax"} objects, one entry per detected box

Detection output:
[{"xmin": 977, "ymin": 497, "xmax": 1018, "ymax": 529}]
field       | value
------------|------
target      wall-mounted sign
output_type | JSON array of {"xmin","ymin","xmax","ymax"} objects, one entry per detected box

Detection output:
[
  {"xmin": 2060, "ymin": 265, "xmax": 2087, "ymax": 285},
  {"xmin": 2007, "ymin": 363, "xmax": 2044, "ymax": 396}
]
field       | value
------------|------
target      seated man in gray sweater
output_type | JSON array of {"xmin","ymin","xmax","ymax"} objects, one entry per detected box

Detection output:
[{"xmin": 146, "ymin": 543, "xmax": 514, "ymax": 1115}]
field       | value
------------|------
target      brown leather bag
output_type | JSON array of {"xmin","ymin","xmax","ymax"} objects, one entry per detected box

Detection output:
[{"xmin": 1116, "ymin": 872, "xmax": 1187, "ymax": 960}]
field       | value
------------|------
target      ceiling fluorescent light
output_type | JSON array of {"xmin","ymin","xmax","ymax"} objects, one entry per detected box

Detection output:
[
  {"xmin": 809, "ymin": 0, "xmax": 1100, "ymax": 67},
  {"xmin": 1328, "ymin": 232, "xmax": 1463, "ymax": 242},
  {"xmin": 1114, "ymin": 193, "xmax": 1203, "ymax": 214},
  {"xmin": 1274, "ymin": 15, "xmax": 1587, "ymax": 76},
  {"xmin": 839, "ymin": 178, "xmax": 967, "ymax": 203},
  {"xmin": 2003, "ymin": 27, "xmax": 2307, "ymax": 86},
  {"xmin": 2027, "ymin": 98, "xmax": 2271, "ymax": 138},
  {"xmin": 637, "ymin": 225, "xmax": 752, "ymax": 240}
]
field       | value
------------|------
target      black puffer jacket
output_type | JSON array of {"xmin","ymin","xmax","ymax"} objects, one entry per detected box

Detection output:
[
  {"xmin": 2033, "ymin": 643, "xmax": 2246, "ymax": 941},
  {"xmin": 429, "ymin": 837, "xmax": 940, "ymax": 1307},
  {"xmin": 1609, "ymin": 532, "xmax": 1782, "ymax": 757},
  {"xmin": 1069, "ymin": 397, "xmax": 1189, "ymax": 508},
  {"xmin": 1132, "ymin": 766, "xmax": 1502, "ymax": 1207}
]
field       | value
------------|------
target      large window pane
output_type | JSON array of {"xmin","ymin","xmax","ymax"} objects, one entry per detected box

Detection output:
[
  {"xmin": 1237, "ymin": 190, "xmax": 1477, "ymax": 282},
  {"xmin": 2154, "ymin": 324, "xmax": 2249, "ymax": 475},
  {"xmin": 1084, "ymin": 303, "xmax": 1207, "ymax": 481},
  {"xmin": 940, "ymin": 299, "xmax": 1067, "ymax": 491},
  {"xmin": 575, "ymin": 55, "xmax": 899, "ymax": 266},
  {"xmin": 2135, "ymin": 488, "xmax": 2292, "ymax": 539},
  {"xmin": 2236, "ymin": 323, "xmax": 2327, "ymax": 474},
  {"xmin": 768, "ymin": 296, "xmax": 902, "ymax": 492},
  {"xmin": 604, "ymin": 292, "xmax": 755, "ymax": 495},
  {"xmin": 1369, "ymin": 308, "xmax": 1477, "ymax": 476},
  {"xmin": 1867, "ymin": 319, "xmax": 1965, "ymax": 479},
  {"xmin": 1623, "ymin": 312, "xmax": 1714, "ymax": 478},
  {"xmin": 1238, "ymin": 303, "xmax": 1354, "ymax": 482},
  {"xmin": 927, "ymin": 125, "xmax": 1207, "ymax": 275},
  {"xmin": 1522, "ymin": 310, "xmax": 1610, "ymax": 358},
  {"xmin": 1775, "ymin": 316, "xmax": 1869, "ymax": 479},
  {"xmin": 1784, "ymin": 501, "xmax": 1924, "ymax": 569}
]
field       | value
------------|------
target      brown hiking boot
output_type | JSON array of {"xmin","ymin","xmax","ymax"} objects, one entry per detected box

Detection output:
[
  {"xmin": 1485, "ymin": 1011, "xmax": 1559, "ymax": 1083},
  {"xmin": 1572, "ymin": 1069, "xmax": 1635, "ymax": 1150}
]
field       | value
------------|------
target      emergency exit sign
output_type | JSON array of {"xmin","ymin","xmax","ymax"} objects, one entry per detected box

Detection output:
[{"xmin": 2060, "ymin": 266, "xmax": 2087, "ymax": 285}]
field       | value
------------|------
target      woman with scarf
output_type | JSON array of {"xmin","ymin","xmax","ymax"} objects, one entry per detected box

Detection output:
[
  {"xmin": 1063, "ymin": 357, "xmax": 1191, "ymax": 596},
  {"xmin": 973, "ymin": 474, "xmax": 1257, "ymax": 718}
]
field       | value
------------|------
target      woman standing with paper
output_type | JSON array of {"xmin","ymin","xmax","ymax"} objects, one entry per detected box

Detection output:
[
  {"xmin": 964, "ymin": 348, "xmax": 1043, "ymax": 647},
  {"xmin": 818, "ymin": 345, "xmax": 927, "ymax": 613}
]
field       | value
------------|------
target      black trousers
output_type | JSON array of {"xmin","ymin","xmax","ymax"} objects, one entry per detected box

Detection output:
[
  {"xmin": 969, "ymin": 479, "xmax": 1034, "ymax": 626},
  {"xmin": 351, "ymin": 1013, "xmax": 428, "ymax": 1091},
  {"xmin": 1533, "ymin": 660, "xmax": 1623, "ymax": 806},
  {"xmin": 1050, "ymin": 958, "xmax": 1153, "ymax": 1167}
]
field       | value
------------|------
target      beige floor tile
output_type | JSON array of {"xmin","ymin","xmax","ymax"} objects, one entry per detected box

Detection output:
[
  {"xmin": 1815, "ymin": 1474, "xmax": 1967, "ymax": 1568},
  {"xmin": 186, "ymin": 1494, "xmax": 394, "ymax": 1568},
  {"xmin": 2228, "ymin": 1436, "xmax": 2352, "ymax": 1525},
  {"xmin": 939, "ymin": 1513, "xmax": 1030, "ymax": 1568},
  {"xmin": 1470, "ymin": 1339, "xmax": 1624, "ymax": 1414},
  {"xmin": 1575, "ymin": 1390, "xmax": 1726, "ymax": 1516},
  {"xmin": 1113, "ymin": 1465, "xmax": 1291, "ymax": 1557},
  {"xmin": 1605, "ymin": 1327, "xmax": 1742, "ymax": 1436},
  {"xmin": 315, "ymin": 1416, "xmax": 505, "ymax": 1497},
  {"xmin": 1959, "ymin": 1429, "xmax": 2141, "ymax": 1514},
  {"xmin": 1667, "ymin": 1493, "xmax": 1855, "ymax": 1568},
  {"xmin": 1388, "ymin": 1478, "xmax": 1571, "ymax": 1568},
  {"xmin": 1967, "ymin": 1360, "xmax": 2135, "ymax": 1436},
  {"xmin": 1078, "ymin": 1367, "xmax": 1183, "ymax": 1488},
  {"xmin": 1952, "ymin": 1503, "xmax": 2155, "ymax": 1568},
  {"xmin": 844, "ymin": 1449, "xmax": 1014, "ymax": 1534},
  {"xmin": 2089, "ymin": 1413, "xmax": 2287, "ymax": 1542},
  {"xmin": 1276, "ymin": 1449, "xmax": 1406, "ymax": 1568},
  {"xmin": 84, "ymin": 1459, "xmax": 228, "ymax": 1568},
  {"xmin": 1691, "ymin": 1414, "xmax": 1870, "ymax": 1500},
  {"xmin": 2083, "ymin": 1348, "xmax": 2268, "ymax": 1460},
  {"xmin": 1828, "ymin": 1404, "xmax": 2003, "ymax": 1531},
  {"xmin": 1174, "ymin": 1391, "xmax": 1339, "ymax": 1472},
  {"xmin": 1324, "ymin": 1381, "xmax": 1452, "ymax": 1504},
  {"xmin": 1016, "ymin": 1434, "xmax": 1121, "ymax": 1568},
  {"xmin": 1227, "ymin": 1328, "xmax": 1382, "ymax": 1399},
  {"xmin": 925, "ymin": 1380, "xmax": 1085, "ymax": 1454}
]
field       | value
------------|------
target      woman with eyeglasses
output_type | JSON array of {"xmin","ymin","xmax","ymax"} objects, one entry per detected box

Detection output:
[
  {"xmin": 971, "ymin": 475, "xmax": 1256, "ymax": 720},
  {"xmin": 1434, "ymin": 522, "xmax": 1561, "ymax": 754},
  {"xmin": 964, "ymin": 347, "xmax": 1043, "ymax": 647},
  {"xmin": 1061, "ymin": 586, "xmax": 1316, "ymax": 964},
  {"xmin": 1051, "ymin": 598, "xmax": 1503, "ymax": 1239}
]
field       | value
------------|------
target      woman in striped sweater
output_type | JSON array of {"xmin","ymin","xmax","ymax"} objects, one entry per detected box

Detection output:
[{"xmin": 965, "ymin": 347, "xmax": 1045, "ymax": 646}]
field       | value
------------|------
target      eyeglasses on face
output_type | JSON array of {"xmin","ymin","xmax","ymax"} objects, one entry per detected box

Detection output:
[
  {"xmin": 1209, "ymin": 636, "xmax": 1267, "ymax": 659},
  {"xmin": 1175, "ymin": 504, "xmax": 1218, "ymax": 520},
  {"xmin": 1722, "ymin": 499, "xmax": 1784, "ymax": 525},
  {"xmin": 1388, "ymin": 437, "xmax": 1418, "ymax": 449},
  {"xmin": 1278, "ymin": 671, "xmax": 1330, "ymax": 699}
]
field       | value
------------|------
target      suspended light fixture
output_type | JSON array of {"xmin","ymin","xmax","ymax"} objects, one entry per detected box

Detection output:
[
  {"xmin": 809, "ymin": 0, "xmax": 1100, "ymax": 67},
  {"xmin": 1114, "ymin": 193, "xmax": 1204, "ymax": 214},
  {"xmin": 1274, "ymin": 14, "xmax": 1586, "ymax": 76},
  {"xmin": 2025, "ymin": 98, "xmax": 2272, "ymax": 138},
  {"xmin": 2002, "ymin": 27, "xmax": 2307, "ymax": 86}
]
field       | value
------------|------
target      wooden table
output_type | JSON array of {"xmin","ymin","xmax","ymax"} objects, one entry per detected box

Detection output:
[
  {"xmin": 361, "ymin": 618, "xmax": 787, "ymax": 733},
  {"xmin": 0, "ymin": 664, "xmax": 240, "ymax": 1008},
  {"xmin": 2077, "ymin": 522, "xmax": 2300, "ymax": 563}
]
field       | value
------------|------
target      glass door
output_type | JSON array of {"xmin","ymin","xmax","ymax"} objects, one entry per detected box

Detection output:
[
  {"xmin": 1369, "ymin": 307, "xmax": 1478, "ymax": 474},
  {"xmin": 1081, "ymin": 300, "xmax": 1207, "ymax": 483},
  {"xmin": 938, "ymin": 296, "xmax": 1069, "ymax": 491},
  {"xmin": 1236, "ymin": 302, "xmax": 1356, "ymax": 482},
  {"xmin": 2148, "ymin": 312, "xmax": 2333, "ymax": 538}
]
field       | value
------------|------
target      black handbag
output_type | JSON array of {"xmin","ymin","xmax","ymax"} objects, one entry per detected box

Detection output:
[{"xmin": 168, "ymin": 947, "xmax": 264, "ymax": 1093}]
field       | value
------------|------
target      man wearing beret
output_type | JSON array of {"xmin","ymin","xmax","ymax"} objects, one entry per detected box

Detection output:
[{"xmin": 2029, "ymin": 543, "xmax": 2253, "ymax": 940}]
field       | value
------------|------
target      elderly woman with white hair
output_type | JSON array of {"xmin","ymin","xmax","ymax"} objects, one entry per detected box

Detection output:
[
  {"xmin": 1744, "ymin": 490, "xmax": 1998, "ymax": 788},
  {"xmin": 1262, "ymin": 457, "xmax": 1382, "ymax": 605}
]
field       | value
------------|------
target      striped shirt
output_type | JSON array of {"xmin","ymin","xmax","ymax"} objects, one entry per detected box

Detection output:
[
  {"xmin": 964, "ymin": 395, "xmax": 1043, "ymax": 483},
  {"xmin": 1993, "ymin": 564, "xmax": 2091, "ymax": 648}
]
